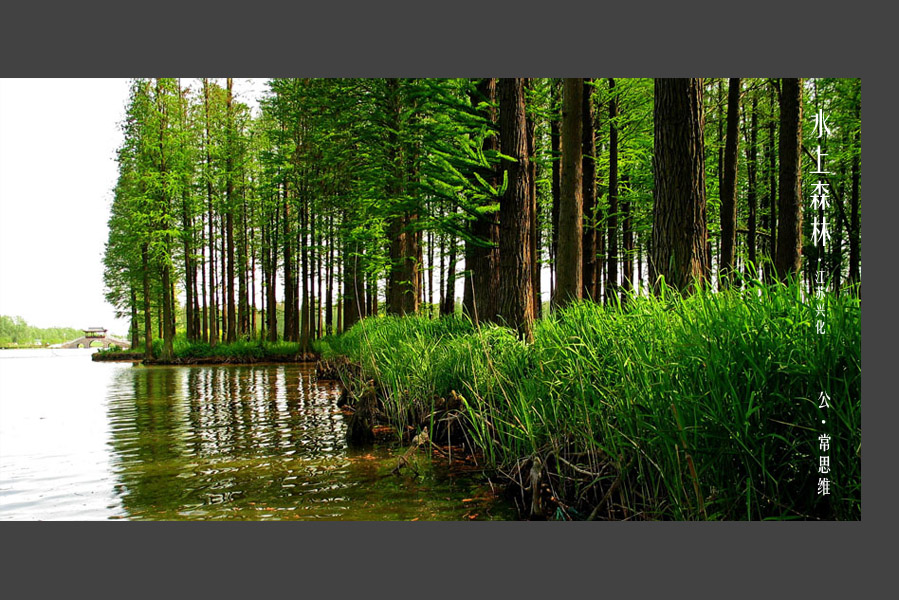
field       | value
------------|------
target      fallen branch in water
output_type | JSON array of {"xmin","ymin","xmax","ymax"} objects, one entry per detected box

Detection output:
[{"xmin": 392, "ymin": 429, "xmax": 430, "ymax": 476}]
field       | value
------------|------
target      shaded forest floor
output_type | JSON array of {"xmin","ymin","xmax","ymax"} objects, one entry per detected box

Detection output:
[{"xmin": 317, "ymin": 282, "xmax": 861, "ymax": 520}]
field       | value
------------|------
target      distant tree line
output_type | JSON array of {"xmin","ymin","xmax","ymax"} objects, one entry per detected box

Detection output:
[{"xmin": 0, "ymin": 315, "xmax": 82, "ymax": 346}]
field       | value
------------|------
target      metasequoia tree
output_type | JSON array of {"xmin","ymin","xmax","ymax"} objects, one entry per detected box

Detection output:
[
  {"xmin": 650, "ymin": 78, "xmax": 709, "ymax": 293},
  {"xmin": 775, "ymin": 78, "xmax": 803, "ymax": 282},
  {"xmin": 718, "ymin": 77, "xmax": 741, "ymax": 287},
  {"xmin": 496, "ymin": 78, "xmax": 535, "ymax": 340},
  {"xmin": 554, "ymin": 78, "xmax": 583, "ymax": 308}
]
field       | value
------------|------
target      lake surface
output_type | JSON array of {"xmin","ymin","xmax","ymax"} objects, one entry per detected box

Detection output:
[{"xmin": 0, "ymin": 349, "xmax": 515, "ymax": 520}]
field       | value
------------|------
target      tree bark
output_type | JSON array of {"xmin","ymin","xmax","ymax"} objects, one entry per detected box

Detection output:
[
  {"xmin": 463, "ymin": 78, "xmax": 500, "ymax": 325},
  {"xmin": 497, "ymin": 78, "xmax": 535, "ymax": 341},
  {"xmin": 526, "ymin": 79, "xmax": 540, "ymax": 319},
  {"xmin": 554, "ymin": 78, "xmax": 584, "ymax": 308},
  {"xmin": 650, "ymin": 78, "xmax": 709, "ymax": 293},
  {"xmin": 621, "ymin": 172, "xmax": 633, "ymax": 302},
  {"xmin": 550, "ymin": 79, "xmax": 561, "ymax": 303},
  {"xmin": 225, "ymin": 78, "xmax": 236, "ymax": 343},
  {"xmin": 203, "ymin": 79, "xmax": 219, "ymax": 346},
  {"xmin": 142, "ymin": 243, "xmax": 153, "ymax": 360},
  {"xmin": 300, "ymin": 191, "xmax": 310, "ymax": 351},
  {"xmin": 746, "ymin": 89, "xmax": 758, "ymax": 275},
  {"xmin": 283, "ymin": 190, "xmax": 295, "ymax": 341},
  {"xmin": 775, "ymin": 78, "xmax": 803, "ymax": 282},
  {"xmin": 385, "ymin": 79, "xmax": 419, "ymax": 316},
  {"xmin": 326, "ymin": 213, "xmax": 334, "ymax": 335},
  {"xmin": 581, "ymin": 78, "xmax": 597, "ymax": 302},
  {"xmin": 719, "ymin": 77, "xmax": 741, "ymax": 288},
  {"xmin": 607, "ymin": 78, "xmax": 619, "ymax": 302},
  {"xmin": 848, "ymin": 93, "xmax": 861, "ymax": 288},
  {"xmin": 343, "ymin": 231, "xmax": 361, "ymax": 331},
  {"xmin": 130, "ymin": 286, "xmax": 139, "ymax": 349},
  {"xmin": 441, "ymin": 231, "xmax": 457, "ymax": 316}
]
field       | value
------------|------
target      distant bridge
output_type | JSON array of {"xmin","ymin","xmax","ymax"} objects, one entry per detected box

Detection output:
[{"xmin": 61, "ymin": 327, "xmax": 131, "ymax": 350}]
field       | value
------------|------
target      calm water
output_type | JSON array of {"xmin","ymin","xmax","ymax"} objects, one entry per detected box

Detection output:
[{"xmin": 0, "ymin": 349, "xmax": 514, "ymax": 520}]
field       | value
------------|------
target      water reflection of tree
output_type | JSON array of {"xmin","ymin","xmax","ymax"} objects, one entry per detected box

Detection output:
[
  {"xmin": 107, "ymin": 364, "xmax": 351, "ymax": 519},
  {"xmin": 107, "ymin": 365, "xmax": 188, "ymax": 518}
]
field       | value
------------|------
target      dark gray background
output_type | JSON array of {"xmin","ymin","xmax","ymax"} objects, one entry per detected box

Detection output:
[{"xmin": 1, "ymin": 1, "xmax": 887, "ymax": 597}]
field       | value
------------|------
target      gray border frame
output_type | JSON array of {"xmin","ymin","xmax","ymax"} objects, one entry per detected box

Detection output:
[{"xmin": 1, "ymin": 2, "xmax": 889, "ymax": 596}]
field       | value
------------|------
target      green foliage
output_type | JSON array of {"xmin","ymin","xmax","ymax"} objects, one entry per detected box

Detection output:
[
  {"xmin": 148, "ymin": 333, "xmax": 305, "ymax": 360},
  {"xmin": 0, "ymin": 315, "xmax": 82, "ymax": 347},
  {"xmin": 329, "ymin": 282, "xmax": 860, "ymax": 520}
]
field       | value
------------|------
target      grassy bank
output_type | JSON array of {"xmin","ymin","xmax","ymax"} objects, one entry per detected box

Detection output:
[
  {"xmin": 95, "ymin": 336, "xmax": 317, "ymax": 364},
  {"xmin": 318, "ymin": 282, "xmax": 861, "ymax": 520}
]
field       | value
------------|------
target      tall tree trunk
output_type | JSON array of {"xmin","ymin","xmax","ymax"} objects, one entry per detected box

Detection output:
[
  {"xmin": 283, "ymin": 189, "xmax": 295, "ymax": 342},
  {"xmin": 158, "ymin": 289, "xmax": 164, "ymax": 341},
  {"xmin": 439, "ymin": 229, "xmax": 445, "ymax": 316},
  {"xmin": 343, "ymin": 232, "xmax": 361, "ymax": 331},
  {"xmin": 594, "ymin": 96, "xmax": 605, "ymax": 303},
  {"xmin": 650, "ymin": 78, "xmax": 709, "ymax": 293},
  {"xmin": 266, "ymin": 208, "xmax": 278, "ymax": 342},
  {"xmin": 141, "ymin": 243, "xmax": 153, "ymax": 360},
  {"xmin": 621, "ymin": 172, "xmax": 633, "ymax": 302},
  {"xmin": 300, "ymin": 191, "xmax": 310, "ymax": 351},
  {"xmin": 326, "ymin": 213, "xmax": 334, "ymax": 335},
  {"xmin": 204, "ymin": 79, "xmax": 218, "ymax": 347},
  {"xmin": 746, "ymin": 89, "xmax": 758, "ymax": 276},
  {"xmin": 526, "ymin": 79, "xmax": 540, "ymax": 319},
  {"xmin": 225, "ymin": 78, "xmax": 236, "ymax": 343},
  {"xmin": 464, "ymin": 78, "xmax": 500, "ymax": 325},
  {"xmin": 315, "ymin": 207, "xmax": 324, "ymax": 339},
  {"xmin": 182, "ymin": 201, "xmax": 193, "ymax": 341},
  {"xmin": 581, "ymin": 78, "xmax": 597, "ymax": 302},
  {"xmin": 719, "ymin": 77, "xmax": 741, "ymax": 288},
  {"xmin": 550, "ymin": 79, "xmax": 561, "ymax": 304},
  {"xmin": 715, "ymin": 79, "xmax": 724, "ymax": 273},
  {"xmin": 607, "ymin": 77, "xmax": 620, "ymax": 302},
  {"xmin": 249, "ymin": 195, "xmax": 256, "ymax": 338},
  {"xmin": 156, "ymin": 79, "xmax": 174, "ymax": 362},
  {"xmin": 311, "ymin": 195, "xmax": 319, "ymax": 340},
  {"xmin": 179, "ymin": 82, "xmax": 194, "ymax": 342},
  {"xmin": 385, "ymin": 79, "xmax": 419, "ymax": 316},
  {"xmin": 427, "ymin": 222, "xmax": 434, "ymax": 314},
  {"xmin": 848, "ymin": 96, "xmax": 861, "ymax": 288},
  {"xmin": 370, "ymin": 271, "xmax": 378, "ymax": 316},
  {"xmin": 220, "ymin": 203, "xmax": 227, "ymax": 341},
  {"xmin": 200, "ymin": 211, "xmax": 208, "ymax": 343},
  {"xmin": 160, "ymin": 257, "xmax": 174, "ymax": 361},
  {"xmin": 766, "ymin": 83, "xmax": 778, "ymax": 282},
  {"xmin": 554, "ymin": 78, "xmax": 583, "ymax": 308},
  {"xmin": 441, "ymin": 232, "xmax": 457, "ymax": 316},
  {"xmin": 237, "ymin": 189, "xmax": 248, "ymax": 339},
  {"xmin": 775, "ymin": 78, "xmax": 803, "ymax": 282},
  {"xmin": 337, "ymin": 258, "xmax": 344, "ymax": 333},
  {"xmin": 129, "ymin": 286, "xmax": 139, "ymax": 349},
  {"xmin": 497, "ymin": 78, "xmax": 535, "ymax": 341}
]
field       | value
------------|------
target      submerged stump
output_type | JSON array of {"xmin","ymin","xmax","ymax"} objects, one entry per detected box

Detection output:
[{"xmin": 346, "ymin": 384, "xmax": 378, "ymax": 446}]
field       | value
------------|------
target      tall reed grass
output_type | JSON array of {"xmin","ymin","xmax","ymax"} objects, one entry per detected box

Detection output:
[{"xmin": 323, "ymin": 281, "xmax": 861, "ymax": 520}]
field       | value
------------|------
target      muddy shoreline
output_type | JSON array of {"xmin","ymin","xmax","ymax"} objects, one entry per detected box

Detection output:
[{"xmin": 315, "ymin": 356, "xmax": 631, "ymax": 521}]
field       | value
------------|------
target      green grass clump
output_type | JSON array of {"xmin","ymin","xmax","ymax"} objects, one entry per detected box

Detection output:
[
  {"xmin": 330, "ymin": 281, "xmax": 861, "ymax": 520},
  {"xmin": 149, "ymin": 335, "xmax": 306, "ymax": 360}
]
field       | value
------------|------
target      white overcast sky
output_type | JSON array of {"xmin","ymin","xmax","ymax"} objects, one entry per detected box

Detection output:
[{"xmin": 0, "ymin": 78, "xmax": 266, "ymax": 335}]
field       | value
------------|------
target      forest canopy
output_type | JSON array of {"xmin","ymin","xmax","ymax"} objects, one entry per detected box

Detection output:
[{"xmin": 101, "ymin": 78, "xmax": 861, "ymax": 359}]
